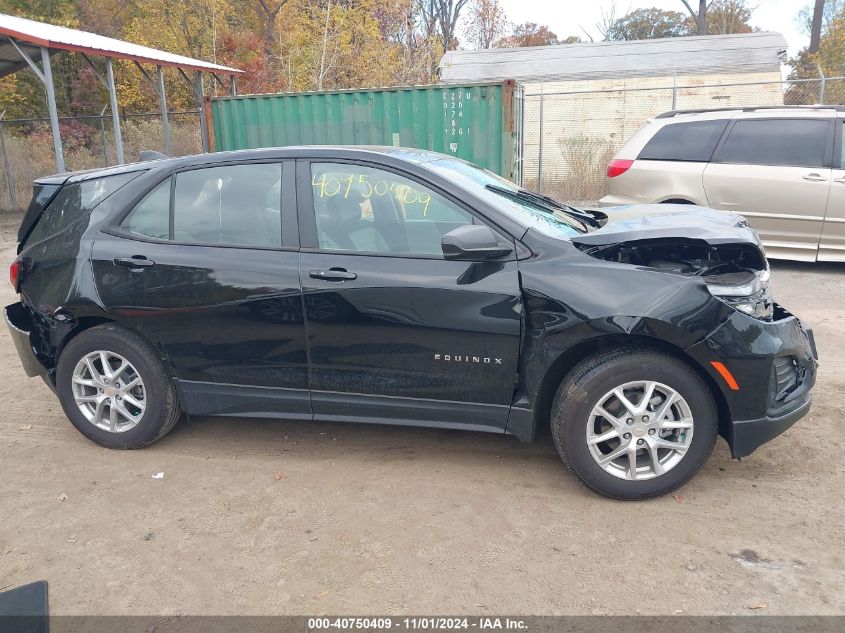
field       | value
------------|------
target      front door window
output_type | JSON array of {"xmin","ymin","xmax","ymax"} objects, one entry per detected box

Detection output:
[{"xmin": 311, "ymin": 163, "xmax": 475, "ymax": 256}]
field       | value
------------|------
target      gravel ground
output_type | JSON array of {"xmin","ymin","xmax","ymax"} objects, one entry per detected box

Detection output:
[{"xmin": 0, "ymin": 211, "xmax": 843, "ymax": 615}]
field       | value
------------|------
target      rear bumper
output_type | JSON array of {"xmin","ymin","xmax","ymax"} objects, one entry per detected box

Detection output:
[
  {"xmin": 686, "ymin": 303, "xmax": 818, "ymax": 458},
  {"xmin": 5, "ymin": 302, "xmax": 53, "ymax": 388}
]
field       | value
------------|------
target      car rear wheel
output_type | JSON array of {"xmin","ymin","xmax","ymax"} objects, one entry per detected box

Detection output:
[
  {"xmin": 551, "ymin": 348, "xmax": 717, "ymax": 500},
  {"xmin": 56, "ymin": 324, "xmax": 181, "ymax": 449}
]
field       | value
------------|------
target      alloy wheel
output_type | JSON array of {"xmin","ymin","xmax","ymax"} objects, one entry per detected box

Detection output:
[
  {"xmin": 71, "ymin": 350, "xmax": 146, "ymax": 433},
  {"xmin": 586, "ymin": 380, "xmax": 694, "ymax": 481}
]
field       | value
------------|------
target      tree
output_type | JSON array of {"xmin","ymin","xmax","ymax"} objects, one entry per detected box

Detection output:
[
  {"xmin": 256, "ymin": 0, "xmax": 292, "ymax": 62},
  {"xmin": 495, "ymin": 22, "xmax": 559, "ymax": 47},
  {"xmin": 418, "ymin": 0, "xmax": 470, "ymax": 50},
  {"xmin": 706, "ymin": 0, "xmax": 755, "ymax": 34},
  {"xmin": 681, "ymin": 0, "xmax": 709, "ymax": 35},
  {"xmin": 810, "ymin": 0, "xmax": 826, "ymax": 53},
  {"xmin": 790, "ymin": 0, "xmax": 845, "ymax": 79},
  {"xmin": 465, "ymin": 0, "xmax": 508, "ymax": 49},
  {"xmin": 605, "ymin": 8, "xmax": 691, "ymax": 41}
]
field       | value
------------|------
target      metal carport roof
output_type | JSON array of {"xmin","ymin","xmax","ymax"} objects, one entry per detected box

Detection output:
[
  {"xmin": 0, "ymin": 13, "xmax": 241, "ymax": 78},
  {"xmin": 0, "ymin": 12, "xmax": 242, "ymax": 173}
]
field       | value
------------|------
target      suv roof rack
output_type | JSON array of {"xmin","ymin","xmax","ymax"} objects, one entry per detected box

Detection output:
[{"xmin": 655, "ymin": 105, "xmax": 845, "ymax": 118}]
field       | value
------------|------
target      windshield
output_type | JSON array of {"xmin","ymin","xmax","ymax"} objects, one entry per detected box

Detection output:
[{"xmin": 425, "ymin": 158, "xmax": 587, "ymax": 237}]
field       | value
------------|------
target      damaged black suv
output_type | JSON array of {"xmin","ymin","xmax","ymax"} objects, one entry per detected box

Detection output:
[{"xmin": 6, "ymin": 147, "xmax": 818, "ymax": 499}]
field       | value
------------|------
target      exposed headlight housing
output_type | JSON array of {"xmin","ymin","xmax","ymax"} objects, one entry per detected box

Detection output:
[{"xmin": 706, "ymin": 269, "xmax": 773, "ymax": 321}]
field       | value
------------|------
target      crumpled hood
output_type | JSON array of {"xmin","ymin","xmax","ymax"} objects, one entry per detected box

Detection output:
[{"xmin": 575, "ymin": 204, "xmax": 761, "ymax": 248}]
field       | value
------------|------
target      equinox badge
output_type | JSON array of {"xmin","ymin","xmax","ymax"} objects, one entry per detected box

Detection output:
[{"xmin": 434, "ymin": 353, "xmax": 503, "ymax": 365}]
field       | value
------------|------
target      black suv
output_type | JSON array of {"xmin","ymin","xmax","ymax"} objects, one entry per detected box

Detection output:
[{"xmin": 6, "ymin": 147, "xmax": 818, "ymax": 499}]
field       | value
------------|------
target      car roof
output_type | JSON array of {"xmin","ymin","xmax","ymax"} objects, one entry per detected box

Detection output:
[
  {"xmin": 656, "ymin": 105, "xmax": 845, "ymax": 120},
  {"xmin": 36, "ymin": 146, "xmax": 452, "ymax": 184}
]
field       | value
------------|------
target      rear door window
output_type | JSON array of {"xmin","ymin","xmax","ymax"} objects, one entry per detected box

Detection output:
[
  {"xmin": 638, "ymin": 120, "xmax": 728, "ymax": 162},
  {"xmin": 26, "ymin": 172, "xmax": 140, "ymax": 245},
  {"xmin": 713, "ymin": 119, "xmax": 830, "ymax": 168},
  {"xmin": 120, "ymin": 164, "xmax": 284, "ymax": 247},
  {"xmin": 839, "ymin": 120, "xmax": 844, "ymax": 168},
  {"xmin": 173, "ymin": 164, "xmax": 282, "ymax": 247}
]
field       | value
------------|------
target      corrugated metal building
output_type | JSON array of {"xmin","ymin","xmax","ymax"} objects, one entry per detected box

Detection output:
[
  {"xmin": 439, "ymin": 32, "xmax": 787, "ymax": 84},
  {"xmin": 438, "ymin": 33, "xmax": 789, "ymax": 198}
]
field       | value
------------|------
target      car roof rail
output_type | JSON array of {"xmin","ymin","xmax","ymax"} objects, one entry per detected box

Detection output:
[{"xmin": 655, "ymin": 105, "xmax": 845, "ymax": 119}]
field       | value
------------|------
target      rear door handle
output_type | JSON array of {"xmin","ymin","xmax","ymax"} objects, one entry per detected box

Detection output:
[
  {"xmin": 834, "ymin": 177, "xmax": 845, "ymax": 184},
  {"xmin": 309, "ymin": 268, "xmax": 357, "ymax": 281},
  {"xmin": 113, "ymin": 256, "xmax": 155, "ymax": 269},
  {"xmin": 802, "ymin": 173, "xmax": 828, "ymax": 182}
]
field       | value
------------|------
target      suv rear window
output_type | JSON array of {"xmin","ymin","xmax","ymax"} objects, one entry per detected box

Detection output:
[
  {"xmin": 714, "ymin": 119, "xmax": 830, "ymax": 168},
  {"xmin": 25, "ymin": 172, "xmax": 140, "ymax": 246},
  {"xmin": 638, "ymin": 120, "xmax": 728, "ymax": 162}
]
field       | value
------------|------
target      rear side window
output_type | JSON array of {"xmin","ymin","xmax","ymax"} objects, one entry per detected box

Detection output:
[
  {"xmin": 638, "ymin": 120, "xmax": 728, "ymax": 162},
  {"xmin": 120, "ymin": 164, "xmax": 283, "ymax": 247},
  {"xmin": 26, "ymin": 172, "xmax": 139, "ymax": 245},
  {"xmin": 124, "ymin": 178, "xmax": 171, "ymax": 240},
  {"xmin": 714, "ymin": 119, "xmax": 830, "ymax": 168}
]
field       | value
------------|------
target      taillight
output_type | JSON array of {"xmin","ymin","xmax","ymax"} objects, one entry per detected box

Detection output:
[
  {"xmin": 9, "ymin": 259, "xmax": 21, "ymax": 292},
  {"xmin": 607, "ymin": 159, "xmax": 634, "ymax": 178}
]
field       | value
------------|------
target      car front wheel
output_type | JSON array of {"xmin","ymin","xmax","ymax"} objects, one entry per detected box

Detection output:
[
  {"xmin": 551, "ymin": 348, "xmax": 717, "ymax": 500},
  {"xmin": 56, "ymin": 324, "xmax": 181, "ymax": 449}
]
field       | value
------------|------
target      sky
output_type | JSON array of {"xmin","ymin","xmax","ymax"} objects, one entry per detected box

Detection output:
[{"xmin": 495, "ymin": 0, "xmax": 811, "ymax": 57}]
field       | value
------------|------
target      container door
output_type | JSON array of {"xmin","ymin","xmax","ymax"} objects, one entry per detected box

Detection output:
[{"xmin": 297, "ymin": 159, "xmax": 522, "ymax": 432}]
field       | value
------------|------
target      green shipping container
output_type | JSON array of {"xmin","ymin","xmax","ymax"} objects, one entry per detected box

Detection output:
[{"xmin": 211, "ymin": 81, "xmax": 524, "ymax": 184}]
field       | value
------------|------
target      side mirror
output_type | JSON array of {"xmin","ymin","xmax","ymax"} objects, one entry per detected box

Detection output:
[{"xmin": 442, "ymin": 224, "xmax": 512, "ymax": 260}]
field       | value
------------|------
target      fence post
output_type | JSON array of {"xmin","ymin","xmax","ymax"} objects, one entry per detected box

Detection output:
[
  {"xmin": 197, "ymin": 72, "xmax": 210, "ymax": 153},
  {"xmin": 157, "ymin": 66, "xmax": 172, "ymax": 155},
  {"xmin": 538, "ymin": 82, "xmax": 544, "ymax": 195},
  {"xmin": 0, "ymin": 113, "xmax": 16, "ymax": 210},
  {"xmin": 99, "ymin": 105, "xmax": 109, "ymax": 166},
  {"xmin": 106, "ymin": 58, "xmax": 125, "ymax": 164},
  {"xmin": 818, "ymin": 65, "xmax": 826, "ymax": 105},
  {"xmin": 672, "ymin": 72, "xmax": 677, "ymax": 109}
]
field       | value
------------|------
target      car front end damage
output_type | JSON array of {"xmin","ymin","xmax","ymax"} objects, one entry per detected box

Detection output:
[
  {"xmin": 686, "ymin": 302, "xmax": 817, "ymax": 458},
  {"xmin": 571, "ymin": 205, "xmax": 818, "ymax": 458}
]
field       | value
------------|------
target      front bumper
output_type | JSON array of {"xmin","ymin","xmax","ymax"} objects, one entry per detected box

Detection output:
[
  {"xmin": 686, "ymin": 303, "xmax": 818, "ymax": 458},
  {"xmin": 5, "ymin": 302, "xmax": 54, "ymax": 388}
]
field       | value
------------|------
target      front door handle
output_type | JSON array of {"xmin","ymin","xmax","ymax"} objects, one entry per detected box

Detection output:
[
  {"xmin": 309, "ymin": 268, "xmax": 357, "ymax": 281},
  {"xmin": 834, "ymin": 177, "xmax": 845, "ymax": 184},
  {"xmin": 803, "ymin": 173, "xmax": 828, "ymax": 182},
  {"xmin": 114, "ymin": 256, "xmax": 155, "ymax": 269}
]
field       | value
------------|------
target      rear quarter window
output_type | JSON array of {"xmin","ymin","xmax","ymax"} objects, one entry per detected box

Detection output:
[
  {"xmin": 638, "ymin": 120, "xmax": 729, "ymax": 162},
  {"xmin": 25, "ymin": 172, "xmax": 140, "ymax": 246},
  {"xmin": 713, "ymin": 118, "xmax": 830, "ymax": 168}
]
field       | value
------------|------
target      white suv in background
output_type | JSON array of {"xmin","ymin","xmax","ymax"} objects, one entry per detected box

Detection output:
[{"xmin": 599, "ymin": 107, "xmax": 845, "ymax": 262}]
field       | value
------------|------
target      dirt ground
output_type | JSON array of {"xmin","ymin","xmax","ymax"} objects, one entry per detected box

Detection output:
[{"xmin": 0, "ymin": 211, "xmax": 843, "ymax": 616}]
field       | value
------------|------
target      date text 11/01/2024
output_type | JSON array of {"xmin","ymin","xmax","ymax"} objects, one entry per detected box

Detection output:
[{"xmin": 307, "ymin": 617, "xmax": 528, "ymax": 630}]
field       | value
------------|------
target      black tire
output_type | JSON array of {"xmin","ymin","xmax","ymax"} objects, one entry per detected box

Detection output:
[
  {"xmin": 551, "ymin": 348, "xmax": 717, "ymax": 500},
  {"xmin": 56, "ymin": 324, "xmax": 181, "ymax": 449}
]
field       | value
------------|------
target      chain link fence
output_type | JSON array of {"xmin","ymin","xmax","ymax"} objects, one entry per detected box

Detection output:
[
  {"xmin": 0, "ymin": 112, "xmax": 201, "ymax": 211},
  {"xmin": 523, "ymin": 76, "xmax": 845, "ymax": 205}
]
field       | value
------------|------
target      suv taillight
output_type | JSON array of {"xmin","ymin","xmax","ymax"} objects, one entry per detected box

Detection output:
[
  {"xmin": 9, "ymin": 259, "xmax": 21, "ymax": 292},
  {"xmin": 607, "ymin": 159, "xmax": 634, "ymax": 178}
]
